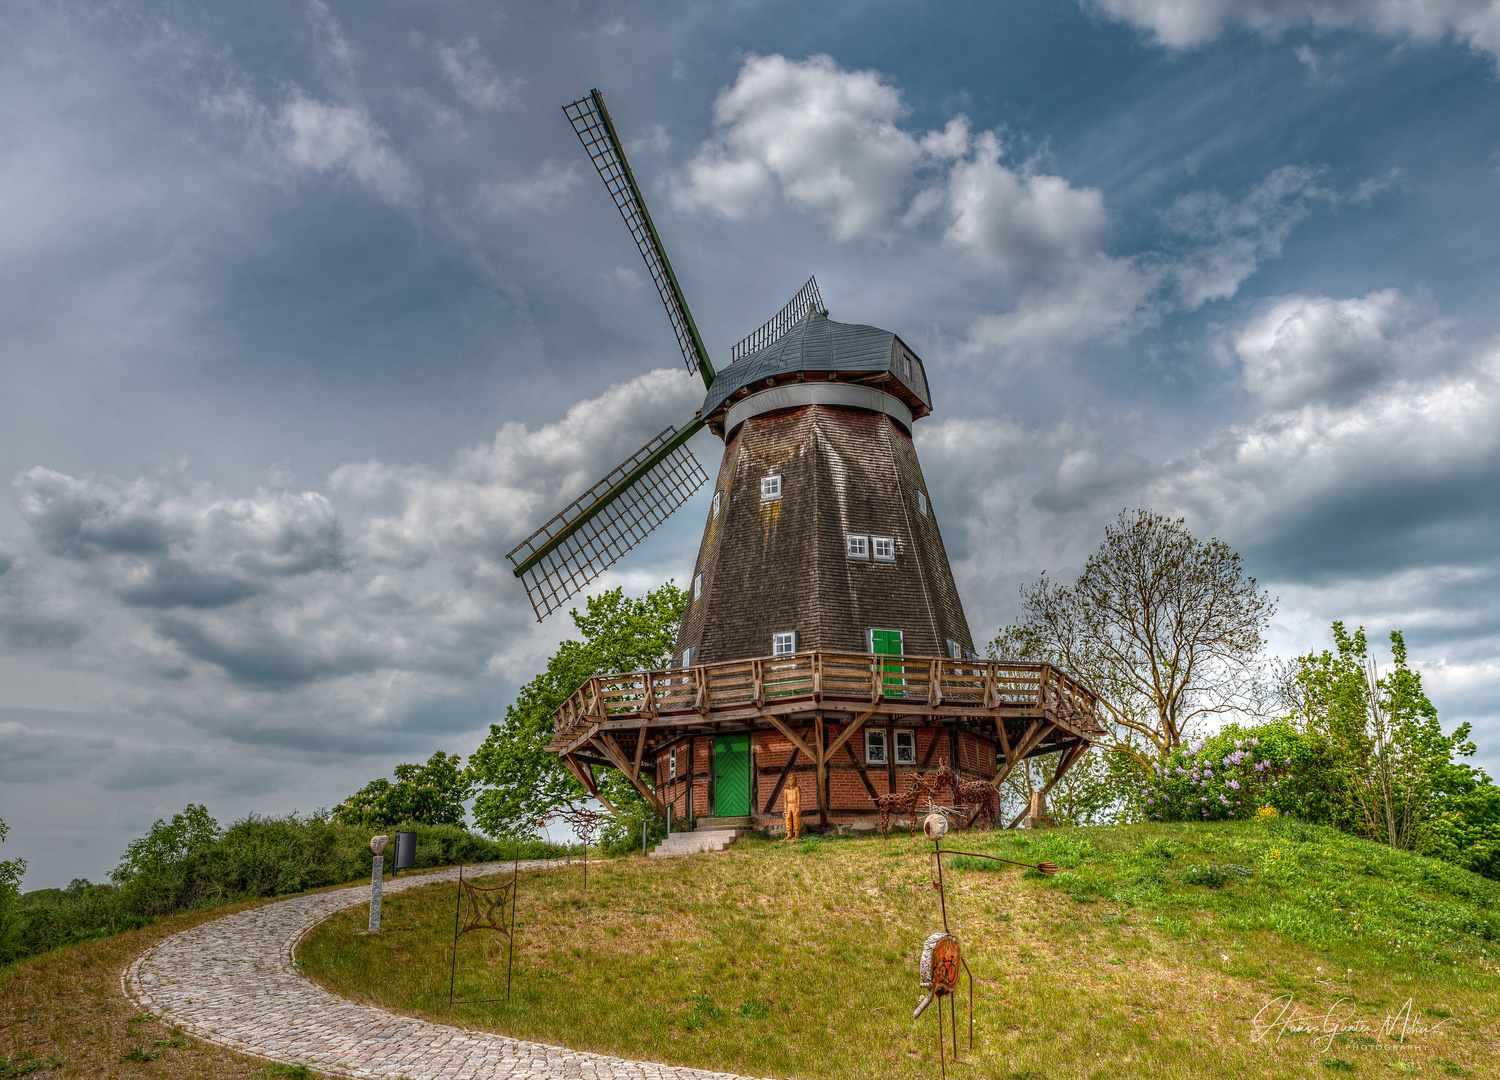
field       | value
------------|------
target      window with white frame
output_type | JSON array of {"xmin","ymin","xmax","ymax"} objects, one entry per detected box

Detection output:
[
  {"xmin": 669, "ymin": 747, "xmax": 677, "ymax": 780},
  {"xmin": 916, "ymin": 490, "xmax": 928, "ymax": 517},
  {"xmin": 865, "ymin": 729, "xmax": 888, "ymax": 764},
  {"xmin": 772, "ymin": 631, "xmax": 797, "ymax": 657},
  {"xmin": 872, "ymin": 536, "xmax": 895, "ymax": 562},
  {"xmin": 693, "ymin": 572, "xmax": 704, "ymax": 600},
  {"xmin": 680, "ymin": 645, "xmax": 696, "ymax": 668},
  {"xmin": 947, "ymin": 638, "xmax": 962, "ymax": 659},
  {"xmin": 894, "ymin": 730, "xmax": 917, "ymax": 764},
  {"xmin": 760, "ymin": 474, "xmax": 782, "ymax": 501},
  {"xmin": 711, "ymin": 490, "xmax": 722, "ymax": 518},
  {"xmin": 845, "ymin": 533, "xmax": 869, "ymax": 559}
]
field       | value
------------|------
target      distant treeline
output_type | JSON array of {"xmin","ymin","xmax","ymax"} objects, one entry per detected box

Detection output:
[{"xmin": 0, "ymin": 808, "xmax": 563, "ymax": 967}]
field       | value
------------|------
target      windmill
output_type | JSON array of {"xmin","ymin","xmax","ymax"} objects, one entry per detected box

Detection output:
[{"xmin": 522, "ymin": 89, "xmax": 1104, "ymax": 836}]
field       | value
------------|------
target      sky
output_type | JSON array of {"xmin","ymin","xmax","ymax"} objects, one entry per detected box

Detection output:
[{"xmin": 4, "ymin": 0, "xmax": 1500, "ymax": 889}]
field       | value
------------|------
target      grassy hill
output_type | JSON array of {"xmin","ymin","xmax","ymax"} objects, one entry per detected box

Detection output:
[{"xmin": 300, "ymin": 819, "xmax": 1500, "ymax": 1079}]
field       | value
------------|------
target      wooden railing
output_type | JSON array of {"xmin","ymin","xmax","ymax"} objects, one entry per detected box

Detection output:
[{"xmin": 548, "ymin": 652, "xmax": 1103, "ymax": 751}]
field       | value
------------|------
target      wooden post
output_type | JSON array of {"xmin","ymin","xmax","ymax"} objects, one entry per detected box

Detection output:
[
  {"xmin": 815, "ymin": 714, "xmax": 829, "ymax": 827},
  {"xmin": 707, "ymin": 736, "xmax": 717, "ymax": 817},
  {"xmin": 687, "ymin": 735, "xmax": 695, "ymax": 820},
  {"xmin": 749, "ymin": 734, "xmax": 759, "ymax": 819}
]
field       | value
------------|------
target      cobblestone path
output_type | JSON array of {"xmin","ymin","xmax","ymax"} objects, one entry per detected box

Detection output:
[{"xmin": 123, "ymin": 862, "xmax": 763, "ymax": 1079}]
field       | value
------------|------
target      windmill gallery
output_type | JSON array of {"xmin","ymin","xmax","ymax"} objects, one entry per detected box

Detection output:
[{"xmin": 507, "ymin": 91, "xmax": 1104, "ymax": 837}]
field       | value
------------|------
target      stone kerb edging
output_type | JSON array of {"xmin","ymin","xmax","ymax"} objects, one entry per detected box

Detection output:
[{"xmin": 122, "ymin": 861, "xmax": 767, "ymax": 1080}]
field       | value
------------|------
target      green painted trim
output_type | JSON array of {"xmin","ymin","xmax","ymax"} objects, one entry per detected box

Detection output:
[
  {"xmin": 511, "ymin": 417, "xmax": 706, "ymax": 578},
  {"xmin": 591, "ymin": 89, "xmax": 716, "ymax": 390}
]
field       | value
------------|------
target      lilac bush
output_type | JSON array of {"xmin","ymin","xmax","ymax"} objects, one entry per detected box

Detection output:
[{"xmin": 1145, "ymin": 723, "xmax": 1300, "ymax": 822}]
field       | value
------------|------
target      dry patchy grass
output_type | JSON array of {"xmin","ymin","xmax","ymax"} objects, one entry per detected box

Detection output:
[{"xmin": 299, "ymin": 822, "xmax": 1500, "ymax": 1079}]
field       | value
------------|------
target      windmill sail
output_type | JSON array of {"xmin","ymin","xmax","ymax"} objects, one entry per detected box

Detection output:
[
  {"xmin": 507, "ymin": 425, "xmax": 709, "ymax": 621},
  {"xmin": 730, "ymin": 276, "xmax": 824, "ymax": 362},
  {"xmin": 564, "ymin": 91, "xmax": 715, "ymax": 388}
]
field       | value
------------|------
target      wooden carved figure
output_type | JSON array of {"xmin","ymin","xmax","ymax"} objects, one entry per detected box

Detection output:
[{"xmin": 781, "ymin": 774, "xmax": 803, "ymax": 842}]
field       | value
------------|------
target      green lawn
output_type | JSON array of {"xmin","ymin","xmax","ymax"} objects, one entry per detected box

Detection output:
[{"xmin": 299, "ymin": 819, "xmax": 1500, "ymax": 1079}]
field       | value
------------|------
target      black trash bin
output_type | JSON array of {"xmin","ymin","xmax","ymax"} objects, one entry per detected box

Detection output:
[{"xmin": 394, "ymin": 831, "xmax": 417, "ymax": 873}]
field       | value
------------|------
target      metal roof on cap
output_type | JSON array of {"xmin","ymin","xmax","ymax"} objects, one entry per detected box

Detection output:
[{"xmin": 701, "ymin": 312, "xmax": 930, "ymax": 420}]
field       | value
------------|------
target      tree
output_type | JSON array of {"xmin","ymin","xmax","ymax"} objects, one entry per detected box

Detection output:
[
  {"xmin": 0, "ymin": 818, "xmax": 23, "ymax": 911},
  {"xmin": 333, "ymin": 751, "xmax": 472, "ymax": 829},
  {"xmin": 468, "ymin": 583, "xmax": 686, "ymax": 838},
  {"xmin": 1294, "ymin": 623, "xmax": 1479, "ymax": 852},
  {"xmin": 993, "ymin": 509, "xmax": 1274, "ymax": 767}
]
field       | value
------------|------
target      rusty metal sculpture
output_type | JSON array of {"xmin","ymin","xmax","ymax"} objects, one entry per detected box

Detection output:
[
  {"xmin": 915, "ymin": 811, "xmax": 1057, "ymax": 1077},
  {"xmin": 448, "ymin": 854, "xmax": 519, "ymax": 1004},
  {"xmin": 876, "ymin": 772, "xmax": 941, "ymax": 838},
  {"xmin": 932, "ymin": 762, "xmax": 1001, "ymax": 830},
  {"xmin": 543, "ymin": 807, "xmax": 604, "ymax": 887}
]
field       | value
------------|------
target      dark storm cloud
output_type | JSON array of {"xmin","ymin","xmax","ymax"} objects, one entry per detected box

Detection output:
[{"xmin": 0, "ymin": 721, "xmax": 114, "ymax": 783}]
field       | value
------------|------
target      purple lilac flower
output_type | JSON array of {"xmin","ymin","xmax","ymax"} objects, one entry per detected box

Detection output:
[
  {"xmin": 1228, "ymin": 780, "xmax": 1240, "ymax": 790},
  {"xmin": 1286, "ymin": 757, "xmax": 1292, "ymax": 765}
]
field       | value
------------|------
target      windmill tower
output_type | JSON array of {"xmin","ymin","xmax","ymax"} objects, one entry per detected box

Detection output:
[{"xmin": 514, "ymin": 90, "xmax": 1102, "ymax": 832}]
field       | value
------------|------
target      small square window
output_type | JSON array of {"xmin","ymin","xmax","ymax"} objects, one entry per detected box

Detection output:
[
  {"xmin": 915, "ymin": 490, "xmax": 928, "ymax": 517},
  {"xmin": 693, "ymin": 572, "xmax": 704, "ymax": 600},
  {"xmin": 866, "ymin": 729, "xmax": 888, "ymax": 765},
  {"xmin": 711, "ymin": 490, "xmax": 722, "ymax": 518},
  {"xmin": 845, "ymin": 533, "xmax": 869, "ymax": 559},
  {"xmin": 760, "ymin": 474, "xmax": 782, "ymax": 501},
  {"xmin": 681, "ymin": 646, "xmax": 696, "ymax": 668},
  {"xmin": 947, "ymin": 638, "xmax": 962, "ymax": 659},
  {"xmin": 895, "ymin": 730, "xmax": 917, "ymax": 764},
  {"xmin": 872, "ymin": 536, "xmax": 895, "ymax": 562},
  {"xmin": 669, "ymin": 747, "xmax": 677, "ymax": 780},
  {"xmin": 772, "ymin": 631, "xmax": 797, "ymax": 657}
]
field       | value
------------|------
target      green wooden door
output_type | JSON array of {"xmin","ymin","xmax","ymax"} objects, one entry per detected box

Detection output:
[
  {"xmin": 713, "ymin": 733, "xmax": 750, "ymax": 817},
  {"xmin": 871, "ymin": 629, "xmax": 904, "ymax": 697}
]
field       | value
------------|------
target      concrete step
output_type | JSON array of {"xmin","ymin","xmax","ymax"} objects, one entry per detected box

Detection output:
[
  {"xmin": 649, "ymin": 826, "xmax": 747, "ymax": 857},
  {"xmin": 691, "ymin": 816, "xmax": 752, "ymax": 830}
]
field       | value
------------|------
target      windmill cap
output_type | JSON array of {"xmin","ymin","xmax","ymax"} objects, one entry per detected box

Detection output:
[{"xmin": 702, "ymin": 312, "xmax": 933, "ymax": 434}]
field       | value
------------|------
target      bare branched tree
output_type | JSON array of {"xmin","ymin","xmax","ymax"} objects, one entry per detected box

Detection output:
[{"xmin": 996, "ymin": 509, "xmax": 1275, "ymax": 765}]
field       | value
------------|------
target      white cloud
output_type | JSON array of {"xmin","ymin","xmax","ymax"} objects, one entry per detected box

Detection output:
[
  {"xmin": 1163, "ymin": 165, "xmax": 1334, "ymax": 309},
  {"xmin": 274, "ymin": 93, "xmax": 413, "ymax": 203},
  {"xmin": 1233, "ymin": 288, "xmax": 1451, "ymax": 408},
  {"xmin": 944, "ymin": 131, "xmax": 1109, "ymax": 285},
  {"xmin": 438, "ymin": 38, "xmax": 522, "ymax": 111},
  {"xmin": 1084, "ymin": 0, "xmax": 1500, "ymax": 66},
  {"xmin": 671, "ymin": 53, "xmax": 930, "ymax": 240},
  {"xmin": 335, "ymin": 367, "xmax": 703, "ymax": 584}
]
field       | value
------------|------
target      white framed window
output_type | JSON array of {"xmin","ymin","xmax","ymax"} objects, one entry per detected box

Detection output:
[
  {"xmin": 680, "ymin": 645, "xmax": 696, "ymax": 668},
  {"xmin": 711, "ymin": 490, "xmax": 722, "ymax": 519},
  {"xmin": 772, "ymin": 631, "xmax": 797, "ymax": 657},
  {"xmin": 865, "ymin": 729, "xmax": 888, "ymax": 765},
  {"xmin": 693, "ymin": 572, "xmax": 704, "ymax": 600},
  {"xmin": 947, "ymin": 638, "xmax": 962, "ymax": 659},
  {"xmin": 915, "ymin": 490, "xmax": 928, "ymax": 517},
  {"xmin": 669, "ymin": 747, "xmax": 677, "ymax": 780},
  {"xmin": 760, "ymin": 474, "xmax": 782, "ymax": 501},
  {"xmin": 845, "ymin": 533, "xmax": 869, "ymax": 560},
  {"xmin": 895, "ymin": 730, "xmax": 917, "ymax": 764},
  {"xmin": 872, "ymin": 536, "xmax": 895, "ymax": 562}
]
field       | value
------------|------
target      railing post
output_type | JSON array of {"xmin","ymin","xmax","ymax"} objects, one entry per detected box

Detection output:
[
  {"xmin": 812, "ymin": 652, "xmax": 822, "ymax": 702},
  {"xmin": 644, "ymin": 671, "xmax": 657, "ymax": 718},
  {"xmin": 929, "ymin": 659, "xmax": 940, "ymax": 707},
  {"xmin": 752, "ymin": 659, "xmax": 764, "ymax": 706}
]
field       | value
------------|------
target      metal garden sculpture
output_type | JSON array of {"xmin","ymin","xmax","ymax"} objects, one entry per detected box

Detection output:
[
  {"xmin": 914, "ymin": 811, "xmax": 1058, "ymax": 1077},
  {"xmin": 448, "ymin": 857, "xmax": 519, "ymax": 1005}
]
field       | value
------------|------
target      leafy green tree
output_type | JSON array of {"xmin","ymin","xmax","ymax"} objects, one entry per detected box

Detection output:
[
  {"xmin": 1294, "ymin": 624, "xmax": 1484, "ymax": 852},
  {"xmin": 333, "ymin": 751, "xmax": 472, "ymax": 829},
  {"xmin": 0, "ymin": 818, "xmax": 24, "ymax": 913},
  {"xmin": 468, "ymin": 583, "xmax": 685, "ymax": 838},
  {"xmin": 109, "ymin": 804, "xmax": 222, "ymax": 915}
]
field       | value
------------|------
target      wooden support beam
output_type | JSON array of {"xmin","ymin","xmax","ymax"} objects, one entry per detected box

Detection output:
[
  {"xmin": 582, "ymin": 762, "xmax": 620, "ymax": 817},
  {"xmin": 764, "ymin": 714, "xmax": 817, "ymax": 763},
  {"xmin": 591, "ymin": 735, "xmax": 661, "ymax": 816},
  {"xmin": 815, "ymin": 715, "xmax": 829, "ymax": 827},
  {"xmin": 843, "ymin": 741, "xmax": 880, "ymax": 802},
  {"xmin": 633, "ymin": 721, "xmax": 649, "ymax": 775},
  {"xmin": 992, "ymin": 720, "xmax": 1052, "ymax": 787},
  {"xmin": 762, "ymin": 747, "xmax": 801, "ymax": 814},
  {"xmin": 823, "ymin": 708, "xmax": 876, "ymax": 761},
  {"xmin": 919, "ymin": 726, "xmax": 944, "ymax": 769}
]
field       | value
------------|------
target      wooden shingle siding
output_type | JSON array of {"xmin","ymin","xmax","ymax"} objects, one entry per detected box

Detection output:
[{"xmin": 675, "ymin": 404, "xmax": 974, "ymax": 666}]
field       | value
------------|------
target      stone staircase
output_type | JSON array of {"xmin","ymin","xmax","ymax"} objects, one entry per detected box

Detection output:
[{"xmin": 649, "ymin": 817, "xmax": 751, "ymax": 857}]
